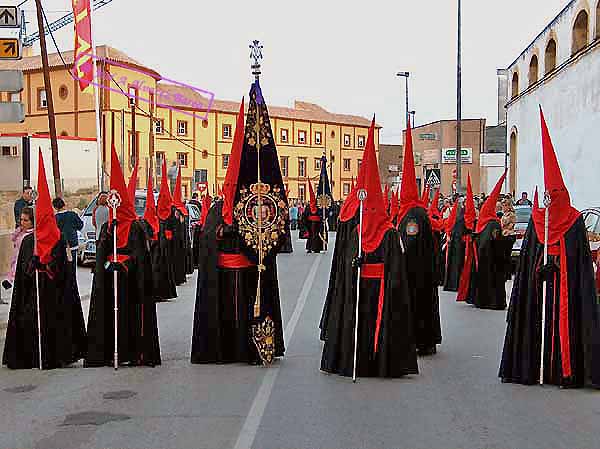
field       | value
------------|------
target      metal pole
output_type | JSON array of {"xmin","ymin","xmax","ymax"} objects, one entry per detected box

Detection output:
[
  {"xmin": 456, "ymin": 0, "xmax": 463, "ymax": 194},
  {"xmin": 34, "ymin": 0, "xmax": 61, "ymax": 197},
  {"xmin": 540, "ymin": 192, "xmax": 550, "ymax": 385},
  {"xmin": 90, "ymin": 3, "xmax": 103, "ymax": 192},
  {"xmin": 405, "ymin": 76, "xmax": 409, "ymax": 129},
  {"xmin": 31, "ymin": 190, "xmax": 43, "ymax": 369},
  {"xmin": 353, "ymin": 189, "xmax": 367, "ymax": 383},
  {"xmin": 108, "ymin": 190, "xmax": 121, "ymax": 370}
]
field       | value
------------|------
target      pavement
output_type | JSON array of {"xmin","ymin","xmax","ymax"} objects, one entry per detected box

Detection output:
[{"xmin": 1, "ymin": 232, "xmax": 600, "ymax": 449}]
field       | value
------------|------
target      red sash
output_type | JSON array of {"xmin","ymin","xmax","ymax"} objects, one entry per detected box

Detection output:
[
  {"xmin": 218, "ymin": 253, "xmax": 254, "ymax": 269},
  {"xmin": 361, "ymin": 263, "xmax": 385, "ymax": 354},
  {"xmin": 308, "ymin": 214, "xmax": 321, "ymax": 222},
  {"xmin": 457, "ymin": 235, "xmax": 477, "ymax": 302}
]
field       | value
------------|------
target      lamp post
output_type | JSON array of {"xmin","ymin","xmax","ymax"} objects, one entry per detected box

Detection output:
[
  {"xmin": 409, "ymin": 110, "xmax": 416, "ymax": 127},
  {"xmin": 396, "ymin": 71, "xmax": 410, "ymax": 129},
  {"xmin": 456, "ymin": 0, "xmax": 463, "ymax": 194}
]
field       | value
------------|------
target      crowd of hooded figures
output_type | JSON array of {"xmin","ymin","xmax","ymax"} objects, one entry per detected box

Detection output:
[{"xmin": 3, "ymin": 76, "xmax": 599, "ymax": 391}]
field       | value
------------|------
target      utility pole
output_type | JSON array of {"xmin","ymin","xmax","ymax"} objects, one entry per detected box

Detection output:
[
  {"xmin": 149, "ymin": 91, "xmax": 155, "ymax": 189},
  {"xmin": 131, "ymin": 100, "xmax": 136, "ymax": 177},
  {"xmin": 34, "ymin": 0, "xmax": 61, "ymax": 196},
  {"xmin": 456, "ymin": 0, "xmax": 463, "ymax": 194}
]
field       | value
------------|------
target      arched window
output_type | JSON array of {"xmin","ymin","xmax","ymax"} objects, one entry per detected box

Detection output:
[
  {"xmin": 509, "ymin": 130, "xmax": 518, "ymax": 194},
  {"xmin": 529, "ymin": 55, "xmax": 539, "ymax": 86},
  {"xmin": 511, "ymin": 72, "xmax": 519, "ymax": 99},
  {"xmin": 545, "ymin": 39, "xmax": 557, "ymax": 74},
  {"xmin": 572, "ymin": 10, "xmax": 589, "ymax": 55}
]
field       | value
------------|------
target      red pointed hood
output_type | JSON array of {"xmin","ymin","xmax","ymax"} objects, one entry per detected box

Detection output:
[
  {"xmin": 383, "ymin": 184, "xmax": 390, "ymax": 207},
  {"xmin": 222, "ymin": 98, "xmax": 245, "ymax": 225},
  {"xmin": 532, "ymin": 107, "xmax": 580, "ymax": 244},
  {"xmin": 157, "ymin": 159, "xmax": 173, "ymax": 221},
  {"xmin": 109, "ymin": 144, "xmax": 137, "ymax": 249},
  {"xmin": 351, "ymin": 176, "xmax": 356, "ymax": 190},
  {"xmin": 421, "ymin": 185, "xmax": 430, "ymax": 208},
  {"xmin": 397, "ymin": 118, "xmax": 423, "ymax": 223},
  {"xmin": 389, "ymin": 190, "xmax": 399, "ymax": 219},
  {"xmin": 200, "ymin": 193, "xmax": 212, "ymax": 226},
  {"xmin": 35, "ymin": 150, "xmax": 61, "ymax": 264},
  {"xmin": 339, "ymin": 116, "xmax": 392, "ymax": 253},
  {"xmin": 172, "ymin": 166, "xmax": 188, "ymax": 216},
  {"xmin": 533, "ymin": 186, "xmax": 540, "ymax": 211},
  {"xmin": 445, "ymin": 199, "xmax": 459, "ymax": 235},
  {"xmin": 464, "ymin": 174, "xmax": 476, "ymax": 231},
  {"xmin": 428, "ymin": 189, "xmax": 440, "ymax": 218},
  {"xmin": 475, "ymin": 171, "xmax": 506, "ymax": 234},
  {"xmin": 127, "ymin": 157, "xmax": 138, "ymax": 204},
  {"xmin": 308, "ymin": 179, "xmax": 318, "ymax": 214},
  {"xmin": 143, "ymin": 172, "xmax": 159, "ymax": 240}
]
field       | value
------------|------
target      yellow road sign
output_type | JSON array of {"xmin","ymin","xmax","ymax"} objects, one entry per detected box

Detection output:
[{"xmin": 0, "ymin": 38, "xmax": 20, "ymax": 59}]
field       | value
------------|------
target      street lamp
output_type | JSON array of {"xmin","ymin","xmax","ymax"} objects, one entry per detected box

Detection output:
[
  {"xmin": 409, "ymin": 110, "xmax": 416, "ymax": 127},
  {"xmin": 396, "ymin": 71, "xmax": 410, "ymax": 129},
  {"xmin": 456, "ymin": 0, "xmax": 463, "ymax": 194}
]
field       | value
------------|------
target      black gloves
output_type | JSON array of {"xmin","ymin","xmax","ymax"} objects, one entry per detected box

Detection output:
[
  {"xmin": 104, "ymin": 261, "xmax": 125, "ymax": 273},
  {"xmin": 352, "ymin": 255, "xmax": 364, "ymax": 269},
  {"xmin": 539, "ymin": 261, "xmax": 558, "ymax": 281},
  {"xmin": 2, "ymin": 280, "xmax": 12, "ymax": 290}
]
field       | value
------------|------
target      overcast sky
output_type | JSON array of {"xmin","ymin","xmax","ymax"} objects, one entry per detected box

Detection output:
[{"xmin": 20, "ymin": 0, "xmax": 568, "ymax": 143}]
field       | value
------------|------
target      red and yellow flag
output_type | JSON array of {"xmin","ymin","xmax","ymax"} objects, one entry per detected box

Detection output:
[{"xmin": 72, "ymin": 0, "xmax": 94, "ymax": 93}]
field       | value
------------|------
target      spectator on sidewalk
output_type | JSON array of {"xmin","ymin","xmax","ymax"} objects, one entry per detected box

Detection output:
[
  {"xmin": 13, "ymin": 187, "xmax": 33, "ymax": 228},
  {"xmin": 289, "ymin": 202, "xmax": 299, "ymax": 230},
  {"xmin": 53, "ymin": 197, "xmax": 84, "ymax": 272},
  {"xmin": 515, "ymin": 191, "xmax": 533, "ymax": 206},
  {"xmin": 2, "ymin": 207, "xmax": 35, "ymax": 302},
  {"xmin": 92, "ymin": 192, "xmax": 109, "ymax": 242}
]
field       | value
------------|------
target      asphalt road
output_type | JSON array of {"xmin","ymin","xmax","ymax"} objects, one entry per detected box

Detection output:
[{"xmin": 1, "ymin": 233, "xmax": 600, "ymax": 449}]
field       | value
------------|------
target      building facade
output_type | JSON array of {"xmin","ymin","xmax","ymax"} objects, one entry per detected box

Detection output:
[
  {"xmin": 378, "ymin": 144, "xmax": 403, "ymax": 193},
  {"xmin": 403, "ymin": 119, "xmax": 486, "ymax": 195},
  {"xmin": 0, "ymin": 46, "xmax": 380, "ymax": 202},
  {"xmin": 504, "ymin": 0, "xmax": 600, "ymax": 209}
]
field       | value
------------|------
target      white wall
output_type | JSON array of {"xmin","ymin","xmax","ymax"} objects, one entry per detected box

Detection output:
[
  {"xmin": 480, "ymin": 153, "xmax": 508, "ymax": 195},
  {"xmin": 30, "ymin": 138, "xmax": 98, "ymax": 194},
  {"xmin": 0, "ymin": 137, "xmax": 23, "ymax": 191}
]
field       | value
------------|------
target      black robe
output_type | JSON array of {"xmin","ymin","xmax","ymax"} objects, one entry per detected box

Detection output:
[
  {"xmin": 184, "ymin": 214, "xmax": 195, "ymax": 275},
  {"xmin": 320, "ymin": 227, "xmax": 418, "ymax": 378},
  {"xmin": 279, "ymin": 223, "xmax": 294, "ymax": 254},
  {"xmin": 3, "ymin": 236, "xmax": 86, "ymax": 369},
  {"xmin": 192, "ymin": 222, "xmax": 203, "ymax": 269},
  {"xmin": 500, "ymin": 217, "xmax": 600, "ymax": 388},
  {"xmin": 444, "ymin": 210, "xmax": 466, "ymax": 292},
  {"xmin": 398, "ymin": 207, "xmax": 442, "ymax": 354},
  {"xmin": 158, "ymin": 211, "xmax": 180, "ymax": 296},
  {"xmin": 302, "ymin": 208, "xmax": 324, "ymax": 253},
  {"xmin": 84, "ymin": 220, "xmax": 161, "ymax": 368},
  {"xmin": 469, "ymin": 221, "xmax": 507, "ymax": 310},
  {"xmin": 140, "ymin": 220, "xmax": 176, "ymax": 302},
  {"xmin": 191, "ymin": 201, "xmax": 285, "ymax": 364},
  {"xmin": 173, "ymin": 209, "xmax": 188, "ymax": 285}
]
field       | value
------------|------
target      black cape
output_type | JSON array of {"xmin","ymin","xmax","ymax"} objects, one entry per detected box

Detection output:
[
  {"xmin": 140, "ymin": 219, "xmax": 177, "ymax": 302},
  {"xmin": 84, "ymin": 220, "xmax": 161, "ymax": 367},
  {"xmin": 398, "ymin": 207, "xmax": 442, "ymax": 354},
  {"xmin": 500, "ymin": 216, "xmax": 600, "ymax": 387},
  {"xmin": 279, "ymin": 223, "xmax": 294, "ymax": 254},
  {"xmin": 320, "ymin": 226, "xmax": 418, "ymax": 377},
  {"xmin": 469, "ymin": 221, "xmax": 507, "ymax": 310},
  {"xmin": 192, "ymin": 222, "xmax": 203, "ymax": 269},
  {"xmin": 3, "ymin": 236, "xmax": 86, "ymax": 369},
  {"xmin": 191, "ymin": 201, "xmax": 285, "ymax": 364},
  {"xmin": 444, "ymin": 208, "xmax": 466, "ymax": 292},
  {"xmin": 173, "ymin": 209, "xmax": 188, "ymax": 285},
  {"xmin": 302, "ymin": 208, "xmax": 324, "ymax": 253}
]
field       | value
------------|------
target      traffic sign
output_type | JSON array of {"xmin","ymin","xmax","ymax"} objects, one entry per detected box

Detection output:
[
  {"xmin": 0, "ymin": 102, "xmax": 25, "ymax": 123},
  {"xmin": 196, "ymin": 182, "xmax": 208, "ymax": 192},
  {"xmin": 0, "ymin": 70, "xmax": 23, "ymax": 92},
  {"xmin": 0, "ymin": 6, "xmax": 18, "ymax": 28},
  {"xmin": 425, "ymin": 168, "xmax": 441, "ymax": 187},
  {"xmin": 0, "ymin": 38, "xmax": 20, "ymax": 59}
]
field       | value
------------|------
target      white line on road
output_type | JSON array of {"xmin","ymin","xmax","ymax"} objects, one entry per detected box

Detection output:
[{"xmin": 233, "ymin": 254, "xmax": 323, "ymax": 449}]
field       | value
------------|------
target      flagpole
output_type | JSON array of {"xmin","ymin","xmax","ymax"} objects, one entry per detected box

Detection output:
[{"xmin": 89, "ymin": 2, "xmax": 104, "ymax": 191}]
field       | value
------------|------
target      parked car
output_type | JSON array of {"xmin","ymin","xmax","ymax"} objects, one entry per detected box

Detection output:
[
  {"xmin": 511, "ymin": 205, "xmax": 533, "ymax": 267},
  {"xmin": 77, "ymin": 189, "xmax": 200, "ymax": 265},
  {"xmin": 582, "ymin": 208, "xmax": 600, "ymax": 259}
]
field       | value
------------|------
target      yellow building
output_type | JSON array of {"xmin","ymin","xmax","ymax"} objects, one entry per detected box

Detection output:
[{"xmin": 0, "ymin": 46, "xmax": 380, "ymax": 202}]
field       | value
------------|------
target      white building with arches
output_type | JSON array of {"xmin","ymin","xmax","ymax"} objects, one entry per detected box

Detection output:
[{"xmin": 504, "ymin": 0, "xmax": 600, "ymax": 209}]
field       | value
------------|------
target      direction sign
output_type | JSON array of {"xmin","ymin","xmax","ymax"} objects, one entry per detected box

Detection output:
[
  {"xmin": 0, "ymin": 38, "xmax": 20, "ymax": 59},
  {"xmin": 0, "ymin": 6, "xmax": 18, "ymax": 28}
]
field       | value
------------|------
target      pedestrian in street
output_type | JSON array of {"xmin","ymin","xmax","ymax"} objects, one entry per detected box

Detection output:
[
  {"xmin": 85, "ymin": 146, "xmax": 161, "ymax": 368},
  {"xmin": 189, "ymin": 192, "xmax": 201, "ymax": 209},
  {"xmin": 320, "ymin": 118, "xmax": 417, "ymax": 378},
  {"xmin": 13, "ymin": 186, "xmax": 33, "ymax": 228},
  {"xmin": 516, "ymin": 191, "xmax": 533, "ymax": 206},
  {"xmin": 500, "ymin": 198, "xmax": 518, "ymax": 279},
  {"xmin": 500, "ymin": 109, "xmax": 600, "ymax": 388},
  {"xmin": 1, "ymin": 208, "xmax": 35, "ymax": 301},
  {"xmin": 191, "ymin": 96, "xmax": 285, "ymax": 366},
  {"xmin": 289, "ymin": 202, "xmax": 298, "ymax": 230},
  {"xmin": 53, "ymin": 197, "xmax": 84, "ymax": 272},
  {"xmin": 393, "ymin": 120, "xmax": 441, "ymax": 356}
]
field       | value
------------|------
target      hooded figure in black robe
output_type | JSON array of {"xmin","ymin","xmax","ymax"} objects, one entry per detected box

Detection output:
[
  {"xmin": 193, "ymin": 194, "xmax": 212, "ymax": 268},
  {"xmin": 192, "ymin": 88, "xmax": 287, "ymax": 366},
  {"xmin": 468, "ymin": 172, "xmax": 508, "ymax": 310},
  {"xmin": 444, "ymin": 203, "xmax": 466, "ymax": 292},
  {"xmin": 302, "ymin": 181, "xmax": 324, "ymax": 254},
  {"xmin": 320, "ymin": 117, "xmax": 417, "ymax": 378},
  {"xmin": 395, "ymin": 120, "xmax": 442, "ymax": 355},
  {"xmin": 279, "ymin": 224, "xmax": 294, "ymax": 253},
  {"xmin": 85, "ymin": 146, "xmax": 161, "ymax": 368},
  {"xmin": 172, "ymin": 168, "xmax": 195, "ymax": 276},
  {"xmin": 3, "ymin": 153, "xmax": 86, "ymax": 369},
  {"xmin": 500, "ymin": 109, "xmax": 600, "ymax": 388}
]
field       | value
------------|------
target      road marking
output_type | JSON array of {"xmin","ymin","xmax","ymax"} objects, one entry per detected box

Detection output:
[{"xmin": 233, "ymin": 254, "xmax": 322, "ymax": 449}]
